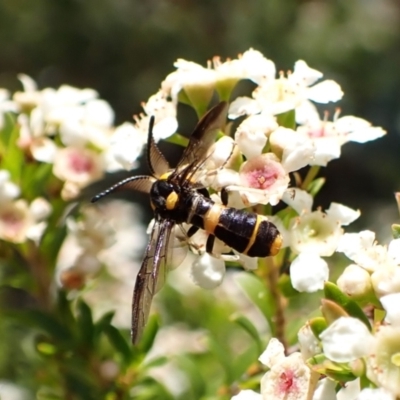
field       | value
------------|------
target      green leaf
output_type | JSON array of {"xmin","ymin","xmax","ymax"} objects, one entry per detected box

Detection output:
[
  {"xmin": 208, "ymin": 335, "xmax": 234, "ymax": 384},
  {"xmin": 39, "ymin": 201, "xmax": 67, "ymax": 266},
  {"xmin": 309, "ymin": 317, "xmax": 328, "ymax": 337},
  {"xmin": 165, "ymin": 132, "xmax": 189, "ymax": 147},
  {"xmin": 76, "ymin": 299, "xmax": 94, "ymax": 347},
  {"xmin": 392, "ymin": 224, "xmax": 400, "ymax": 239},
  {"xmin": 277, "ymin": 272, "xmax": 298, "ymax": 298},
  {"xmin": 324, "ymin": 365, "xmax": 357, "ymax": 383},
  {"xmin": 139, "ymin": 314, "xmax": 160, "ymax": 353},
  {"xmin": 307, "ymin": 177, "xmax": 326, "ymax": 197},
  {"xmin": 175, "ymin": 354, "xmax": 207, "ymax": 398},
  {"xmin": 93, "ymin": 310, "xmax": 114, "ymax": 342},
  {"xmin": 231, "ymin": 347, "xmax": 259, "ymax": 383},
  {"xmin": 0, "ymin": 121, "xmax": 24, "ymax": 182},
  {"xmin": 231, "ymin": 314, "xmax": 262, "ymax": 354},
  {"xmin": 55, "ymin": 290, "xmax": 75, "ymax": 331},
  {"xmin": 144, "ymin": 355, "xmax": 168, "ymax": 369},
  {"xmin": 235, "ymin": 272, "xmax": 273, "ymax": 326},
  {"xmin": 21, "ymin": 162, "xmax": 54, "ymax": 199},
  {"xmin": 276, "ymin": 109, "xmax": 296, "ymax": 129},
  {"xmin": 19, "ymin": 309, "xmax": 71, "ymax": 343},
  {"xmin": 104, "ymin": 325, "xmax": 132, "ymax": 365},
  {"xmin": 324, "ymin": 282, "xmax": 371, "ymax": 330},
  {"xmin": 321, "ymin": 299, "xmax": 349, "ymax": 324},
  {"xmin": 131, "ymin": 379, "xmax": 175, "ymax": 400},
  {"xmin": 0, "ymin": 112, "xmax": 17, "ymax": 151}
]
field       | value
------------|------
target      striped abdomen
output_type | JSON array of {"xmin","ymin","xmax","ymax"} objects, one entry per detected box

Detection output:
[{"xmin": 188, "ymin": 196, "xmax": 282, "ymax": 257}]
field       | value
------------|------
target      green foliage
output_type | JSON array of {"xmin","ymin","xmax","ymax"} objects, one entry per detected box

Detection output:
[{"xmin": 324, "ymin": 282, "xmax": 371, "ymax": 330}]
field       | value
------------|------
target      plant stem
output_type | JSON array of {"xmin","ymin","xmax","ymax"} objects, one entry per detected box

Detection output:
[
  {"xmin": 301, "ymin": 165, "xmax": 320, "ymax": 191},
  {"xmin": 262, "ymin": 256, "xmax": 287, "ymax": 350}
]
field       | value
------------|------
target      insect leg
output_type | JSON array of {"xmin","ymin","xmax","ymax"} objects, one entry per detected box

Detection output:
[
  {"xmin": 187, "ymin": 225, "xmax": 200, "ymax": 238},
  {"xmin": 220, "ymin": 187, "xmax": 229, "ymax": 205},
  {"xmin": 197, "ymin": 187, "xmax": 210, "ymax": 198},
  {"xmin": 206, "ymin": 234, "xmax": 216, "ymax": 254},
  {"xmin": 204, "ymin": 233, "xmax": 240, "ymax": 262}
]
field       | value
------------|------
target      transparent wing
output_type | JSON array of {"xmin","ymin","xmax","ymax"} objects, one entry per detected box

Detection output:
[
  {"xmin": 131, "ymin": 218, "xmax": 174, "ymax": 344},
  {"xmin": 146, "ymin": 116, "xmax": 170, "ymax": 178},
  {"xmin": 173, "ymin": 102, "xmax": 228, "ymax": 176},
  {"xmin": 167, "ymin": 224, "xmax": 190, "ymax": 270}
]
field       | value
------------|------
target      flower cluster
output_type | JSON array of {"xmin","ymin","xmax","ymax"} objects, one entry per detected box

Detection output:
[
  {"xmin": 0, "ymin": 170, "xmax": 51, "ymax": 243},
  {"xmin": 127, "ymin": 49, "xmax": 383, "ymax": 291},
  {"xmin": 0, "ymin": 47, "xmax": 394, "ymax": 400},
  {"xmin": 4, "ymin": 74, "xmax": 176, "ymax": 200}
]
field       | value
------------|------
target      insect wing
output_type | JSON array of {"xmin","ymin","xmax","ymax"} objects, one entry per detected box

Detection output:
[
  {"xmin": 146, "ymin": 116, "xmax": 170, "ymax": 178},
  {"xmin": 174, "ymin": 101, "xmax": 228, "ymax": 176},
  {"xmin": 131, "ymin": 218, "xmax": 174, "ymax": 344},
  {"xmin": 167, "ymin": 225, "xmax": 190, "ymax": 270}
]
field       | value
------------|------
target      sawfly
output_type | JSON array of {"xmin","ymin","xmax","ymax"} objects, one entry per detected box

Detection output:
[{"xmin": 92, "ymin": 101, "xmax": 282, "ymax": 344}]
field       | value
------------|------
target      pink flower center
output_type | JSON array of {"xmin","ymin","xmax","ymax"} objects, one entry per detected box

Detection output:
[
  {"xmin": 278, "ymin": 370, "xmax": 297, "ymax": 394},
  {"xmin": 0, "ymin": 210, "xmax": 24, "ymax": 235},
  {"xmin": 68, "ymin": 152, "xmax": 94, "ymax": 174},
  {"xmin": 245, "ymin": 168, "xmax": 278, "ymax": 189},
  {"xmin": 308, "ymin": 127, "xmax": 326, "ymax": 138}
]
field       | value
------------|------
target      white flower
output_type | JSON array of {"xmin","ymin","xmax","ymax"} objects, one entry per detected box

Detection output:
[
  {"xmin": 298, "ymin": 322, "xmax": 321, "ymax": 359},
  {"xmin": 161, "ymin": 59, "xmax": 216, "ymax": 106},
  {"xmin": 213, "ymin": 48, "xmax": 276, "ymax": 86},
  {"xmin": 284, "ymin": 190, "xmax": 359, "ymax": 292},
  {"xmin": 106, "ymin": 122, "xmax": 145, "ymax": 171},
  {"xmin": 380, "ymin": 293, "xmax": 400, "ymax": 326},
  {"xmin": 229, "ymin": 60, "xmax": 343, "ymax": 124},
  {"xmin": 0, "ymin": 88, "xmax": 18, "ymax": 130},
  {"xmin": 366, "ymin": 325, "xmax": 400, "ymax": 397},
  {"xmin": 260, "ymin": 338, "xmax": 318, "ymax": 400},
  {"xmin": 311, "ymin": 378, "xmax": 337, "ymax": 400},
  {"xmin": 53, "ymin": 146, "xmax": 105, "ymax": 198},
  {"xmin": 337, "ymin": 232, "xmax": 400, "ymax": 298},
  {"xmin": 290, "ymin": 252, "xmax": 329, "ymax": 292},
  {"xmin": 336, "ymin": 264, "xmax": 373, "ymax": 300},
  {"xmin": 231, "ymin": 390, "xmax": 262, "ymax": 400},
  {"xmin": 371, "ymin": 266, "xmax": 400, "ymax": 299},
  {"xmin": 138, "ymin": 90, "xmax": 178, "ymax": 141},
  {"xmin": 356, "ymin": 388, "xmax": 396, "ymax": 400},
  {"xmin": 337, "ymin": 379, "xmax": 363, "ymax": 400},
  {"xmin": 297, "ymin": 112, "xmax": 386, "ymax": 166},
  {"xmin": 0, "ymin": 198, "xmax": 51, "ymax": 244},
  {"xmin": 269, "ymin": 127, "xmax": 316, "ymax": 172},
  {"xmin": 211, "ymin": 142, "xmax": 294, "ymax": 206},
  {"xmin": 234, "ymin": 114, "xmax": 278, "ymax": 160},
  {"xmin": 336, "ymin": 231, "xmax": 381, "ymax": 271},
  {"xmin": 0, "ymin": 170, "xmax": 20, "ymax": 201},
  {"xmin": 311, "ymin": 378, "xmax": 363, "ymax": 400},
  {"xmin": 231, "ymin": 153, "xmax": 290, "ymax": 206},
  {"xmin": 282, "ymin": 188, "xmax": 313, "ymax": 215},
  {"xmin": 0, "ymin": 381, "xmax": 29, "ymax": 400},
  {"xmin": 58, "ymin": 99, "xmax": 114, "ymax": 149},
  {"xmin": 191, "ymin": 253, "xmax": 226, "ymax": 289},
  {"xmin": 319, "ymin": 317, "xmax": 373, "ymax": 362},
  {"xmin": 67, "ymin": 206, "xmax": 116, "ymax": 255},
  {"xmin": 289, "ymin": 210, "xmax": 342, "ymax": 257}
]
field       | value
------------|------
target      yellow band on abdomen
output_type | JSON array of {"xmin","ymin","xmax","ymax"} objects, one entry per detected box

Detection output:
[{"xmin": 204, "ymin": 204, "xmax": 223, "ymax": 234}]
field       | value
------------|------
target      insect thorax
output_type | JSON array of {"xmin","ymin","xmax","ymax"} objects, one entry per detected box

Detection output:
[{"xmin": 149, "ymin": 179, "xmax": 197, "ymax": 223}]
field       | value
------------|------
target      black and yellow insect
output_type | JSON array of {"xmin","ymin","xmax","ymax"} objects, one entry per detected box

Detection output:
[{"xmin": 92, "ymin": 102, "xmax": 282, "ymax": 344}]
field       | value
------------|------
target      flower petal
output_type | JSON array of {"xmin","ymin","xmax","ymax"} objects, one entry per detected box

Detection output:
[
  {"xmin": 319, "ymin": 317, "xmax": 373, "ymax": 362},
  {"xmin": 191, "ymin": 253, "xmax": 225, "ymax": 289},
  {"xmin": 290, "ymin": 253, "xmax": 329, "ymax": 292}
]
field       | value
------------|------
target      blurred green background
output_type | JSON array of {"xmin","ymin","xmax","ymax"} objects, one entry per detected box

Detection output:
[{"xmin": 1, "ymin": 0, "xmax": 399, "ymax": 236}]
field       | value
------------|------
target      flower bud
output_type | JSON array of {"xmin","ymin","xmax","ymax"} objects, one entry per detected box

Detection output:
[{"xmin": 337, "ymin": 264, "xmax": 373, "ymax": 301}]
